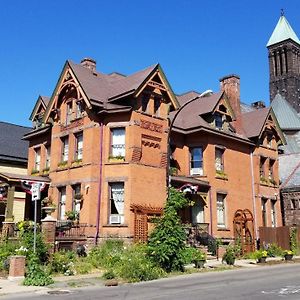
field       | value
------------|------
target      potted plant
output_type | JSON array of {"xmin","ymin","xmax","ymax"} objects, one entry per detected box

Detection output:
[
  {"xmin": 108, "ymin": 155, "xmax": 125, "ymax": 162},
  {"xmin": 255, "ymin": 250, "xmax": 268, "ymax": 263},
  {"xmin": 283, "ymin": 250, "xmax": 294, "ymax": 261},
  {"xmin": 41, "ymin": 197, "xmax": 56, "ymax": 217},
  {"xmin": 222, "ymin": 245, "xmax": 236, "ymax": 265},
  {"xmin": 192, "ymin": 249, "xmax": 206, "ymax": 268},
  {"xmin": 65, "ymin": 210, "xmax": 79, "ymax": 222}
]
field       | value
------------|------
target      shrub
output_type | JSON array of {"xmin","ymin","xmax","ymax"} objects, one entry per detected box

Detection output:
[
  {"xmin": 266, "ymin": 243, "xmax": 284, "ymax": 257},
  {"xmin": 74, "ymin": 258, "xmax": 93, "ymax": 274},
  {"xmin": 222, "ymin": 246, "xmax": 236, "ymax": 265},
  {"xmin": 0, "ymin": 241, "xmax": 18, "ymax": 271},
  {"xmin": 102, "ymin": 270, "xmax": 116, "ymax": 280},
  {"xmin": 147, "ymin": 187, "xmax": 188, "ymax": 272},
  {"xmin": 88, "ymin": 240, "xmax": 124, "ymax": 269},
  {"xmin": 253, "ymin": 250, "xmax": 268, "ymax": 260},
  {"xmin": 23, "ymin": 255, "xmax": 53, "ymax": 286},
  {"xmin": 49, "ymin": 251, "xmax": 76, "ymax": 276},
  {"xmin": 116, "ymin": 244, "xmax": 166, "ymax": 282}
]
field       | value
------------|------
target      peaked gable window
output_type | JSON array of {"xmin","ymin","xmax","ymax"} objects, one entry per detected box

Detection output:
[
  {"xmin": 66, "ymin": 102, "xmax": 73, "ymax": 125},
  {"xmin": 190, "ymin": 147, "xmax": 203, "ymax": 176},
  {"xmin": 76, "ymin": 101, "xmax": 84, "ymax": 119},
  {"xmin": 111, "ymin": 128, "xmax": 125, "ymax": 158},
  {"xmin": 215, "ymin": 113, "xmax": 223, "ymax": 129}
]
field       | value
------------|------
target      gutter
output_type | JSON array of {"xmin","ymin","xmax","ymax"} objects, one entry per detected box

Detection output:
[
  {"xmin": 250, "ymin": 152, "xmax": 258, "ymax": 239},
  {"xmin": 94, "ymin": 121, "xmax": 104, "ymax": 245}
]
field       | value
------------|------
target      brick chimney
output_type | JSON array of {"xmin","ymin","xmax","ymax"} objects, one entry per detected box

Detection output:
[
  {"xmin": 219, "ymin": 74, "xmax": 241, "ymax": 120},
  {"xmin": 80, "ymin": 58, "xmax": 96, "ymax": 72}
]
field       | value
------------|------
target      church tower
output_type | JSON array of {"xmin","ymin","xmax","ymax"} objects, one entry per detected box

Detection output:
[{"xmin": 267, "ymin": 12, "xmax": 300, "ymax": 112}]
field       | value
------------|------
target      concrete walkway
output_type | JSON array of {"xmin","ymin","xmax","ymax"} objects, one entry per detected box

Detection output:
[{"xmin": 0, "ymin": 256, "xmax": 298, "ymax": 298}]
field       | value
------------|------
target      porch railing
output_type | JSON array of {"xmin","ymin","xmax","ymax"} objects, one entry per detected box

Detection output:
[
  {"xmin": 55, "ymin": 221, "xmax": 87, "ymax": 239},
  {"xmin": 182, "ymin": 223, "xmax": 209, "ymax": 247}
]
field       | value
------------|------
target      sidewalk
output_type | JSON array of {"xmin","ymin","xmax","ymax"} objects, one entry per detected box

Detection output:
[{"xmin": 0, "ymin": 256, "xmax": 298, "ymax": 297}]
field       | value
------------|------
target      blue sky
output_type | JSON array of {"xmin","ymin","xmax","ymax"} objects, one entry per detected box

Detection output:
[{"xmin": 1, "ymin": 0, "xmax": 299, "ymax": 126}]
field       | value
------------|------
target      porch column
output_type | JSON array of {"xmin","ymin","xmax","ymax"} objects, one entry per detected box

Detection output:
[{"xmin": 5, "ymin": 185, "xmax": 15, "ymax": 221}]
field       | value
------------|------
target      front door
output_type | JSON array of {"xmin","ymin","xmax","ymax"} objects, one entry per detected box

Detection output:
[{"xmin": 192, "ymin": 199, "xmax": 204, "ymax": 224}]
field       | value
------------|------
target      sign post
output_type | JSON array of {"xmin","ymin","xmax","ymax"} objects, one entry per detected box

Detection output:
[{"xmin": 31, "ymin": 183, "xmax": 41, "ymax": 254}]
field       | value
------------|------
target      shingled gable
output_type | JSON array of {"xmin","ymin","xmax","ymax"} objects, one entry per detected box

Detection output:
[
  {"xmin": 29, "ymin": 95, "xmax": 50, "ymax": 121},
  {"xmin": 242, "ymin": 107, "xmax": 285, "ymax": 143},
  {"xmin": 43, "ymin": 60, "xmax": 179, "ymax": 122},
  {"xmin": 172, "ymin": 91, "xmax": 235, "ymax": 130}
]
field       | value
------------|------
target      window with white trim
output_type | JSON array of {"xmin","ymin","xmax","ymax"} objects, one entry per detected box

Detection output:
[
  {"xmin": 190, "ymin": 147, "xmax": 203, "ymax": 175},
  {"xmin": 58, "ymin": 187, "xmax": 66, "ymax": 220},
  {"xmin": 75, "ymin": 132, "xmax": 83, "ymax": 160},
  {"xmin": 34, "ymin": 148, "xmax": 41, "ymax": 171},
  {"xmin": 217, "ymin": 193, "xmax": 226, "ymax": 228},
  {"xmin": 72, "ymin": 184, "xmax": 81, "ymax": 214},
  {"xmin": 271, "ymin": 200, "xmax": 276, "ymax": 227},
  {"xmin": 45, "ymin": 146, "xmax": 51, "ymax": 169},
  {"xmin": 109, "ymin": 182, "xmax": 124, "ymax": 224},
  {"xmin": 215, "ymin": 148, "xmax": 224, "ymax": 172},
  {"xmin": 111, "ymin": 128, "xmax": 125, "ymax": 158},
  {"xmin": 61, "ymin": 136, "xmax": 69, "ymax": 162}
]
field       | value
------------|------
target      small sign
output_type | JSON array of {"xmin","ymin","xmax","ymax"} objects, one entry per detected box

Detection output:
[{"xmin": 31, "ymin": 183, "xmax": 41, "ymax": 201}]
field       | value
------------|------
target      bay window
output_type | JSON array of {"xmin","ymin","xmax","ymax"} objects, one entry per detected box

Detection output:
[{"xmin": 111, "ymin": 128, "xmax": 125, "ymax": 158}]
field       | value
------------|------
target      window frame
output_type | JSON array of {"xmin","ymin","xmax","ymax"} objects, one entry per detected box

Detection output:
[
  {"xmin": 58, "ymin": 186, "xmax": 66, "ymax": 220},
  {"xmin": 190, "ymin": 147, "xmax": 204, "ymax": 176},
  {"xmin": 34, "ymin": 147, "xmax": 41, "ymax": 171},
  {"xmin": 74, "ymin": 132, "xmax": 83, "ymax": 161},
  {"xmin": 271, "ymin": 200, "xmax": 276, "ymax": 228},
  {"xmin": 260, "ymin": 156, "xmax": 266, "ymax": 178},
  {"xmin": 261, "ymin": 198, "xmax": 267, "ymax": 227},
  {"xmin": 66, "ymin": 101, "xmax": 73, "ymax": 125},
  {"xmin": 216, "ymin": 193, "xmax": 226, "ymax": 228},
  {"xmin": 215, "ymin": 147, "xmax": 224, "ymax": 172},
  {"xmin": 215, "ymin": 113, "xmax": 223, "ymax": 129},
  {"xmin": 268, "ymin": 159, "xmax": 275, "ymax": 180},
  {"xmin": 45, "ymin": 146, "xmax": 51, "ymax": 169},
  {"xmin": 110, "ymin": 127, "xmax": 125, "ymax": 158},
  {"xmin": 72, "ymin": 184, "xmax": 82, "ymax": 214},
  {"xmin": 108, "ymin": 182, "xmax": 125, "ymax": 225},
  {"xmin": 61, "ymin": 136, "xmax": 69, "ymax": 162}
]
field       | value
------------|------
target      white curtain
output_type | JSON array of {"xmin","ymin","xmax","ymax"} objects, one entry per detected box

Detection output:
[
  {"xmin": 63, "ymin": 138, "xmax": 69, "ymax": 161},
  {"xmin": 111, "ymin": 183, "xmax": 124, "ymax": 215},
  {"xmin": 60, "ymin": 188, "xmax": 66, "ymax": 220},
  {"xmin": 112, "ymin": 129, "xmax": 125, "ymax": 157},
  {"xmin": 77, "ymin": 134, "xmax": 83, "ymax": 159}
]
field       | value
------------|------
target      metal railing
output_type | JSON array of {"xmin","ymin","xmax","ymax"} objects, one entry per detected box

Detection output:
[{"xmin": 56, "ymin": 221, "xmax": 87, "ymax": 239}]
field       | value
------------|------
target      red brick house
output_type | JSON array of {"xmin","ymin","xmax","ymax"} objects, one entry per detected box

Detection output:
[{"xmin": 21, "ymin": 59, "xmax": 284, "ymax": 251}]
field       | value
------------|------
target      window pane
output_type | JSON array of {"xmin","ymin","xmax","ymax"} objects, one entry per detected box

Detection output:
[
  {"xmin": 59, "ymin": 187, "xmax": 66, "ymax": 220},
  {"xmin": 110, "ymin": 182, "xmax": 124, "ymax": 224},
  {"xmin": 217, "ymin": 194, "xmax": 226, "ymax": 227},
  {"xmin": 111, "ymin": 128, "xmax": 125, "ymax": 157},
  {"xmin": 190, "ymin": 147, "xmax": 203, "ymax": 175}
]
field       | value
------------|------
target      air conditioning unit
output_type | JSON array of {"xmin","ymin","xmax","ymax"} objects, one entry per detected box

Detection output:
[
  {"xmin": 110, "ymin": 215, "xmax": 122, "ymax": 224},
  {"xmin": 191, "ymin": 168, "xmax": 203, "ymax": 176}
]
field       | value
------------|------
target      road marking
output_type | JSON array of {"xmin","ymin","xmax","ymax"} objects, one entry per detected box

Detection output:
[{"xmin": 262, "ymin": 286, "xmax": 300, "ymax": 296}]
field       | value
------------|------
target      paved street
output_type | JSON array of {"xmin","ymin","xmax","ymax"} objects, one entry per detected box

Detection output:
[{"xmin": 4, "ymin": 263, "xmax": 300, "ymax": 300}]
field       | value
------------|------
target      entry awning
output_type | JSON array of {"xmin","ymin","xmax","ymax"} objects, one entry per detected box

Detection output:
[
  {"xmin": 0, "ymin": 172, "xmax": 50, "ymax": 184},
  {"xmin": 171, "ymin": 175, "xmax": 210, "ymax": 189}
]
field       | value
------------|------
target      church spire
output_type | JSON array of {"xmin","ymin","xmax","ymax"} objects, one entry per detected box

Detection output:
[{"xmin": 267, "ymin": 13, "xmax": 300, "ymax": 47}]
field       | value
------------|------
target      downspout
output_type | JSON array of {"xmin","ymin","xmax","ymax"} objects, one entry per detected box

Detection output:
[
  {"xmin": 208, "ymin": 187, "xmax": 213, "ymax": 236},
  {"xmin": 250, "ymin": 151, "xmax": 258, "ymax": 240},
  {"xmin": 94, "ymin": 122, "xmax": 104, "ymax": 245}
]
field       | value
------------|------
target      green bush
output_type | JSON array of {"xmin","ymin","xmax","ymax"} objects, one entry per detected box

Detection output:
[
  {"xmin": 0, "ymin": 241, "xmax": 18, "ymax": 271},
  {"xmin": 222, "ymin": 246, "xmax": 236, "ymax": 265},
  {"xmin": 49, "ymin": 251, "xmax": 76, "ymax": 276},
  {"xmin": 74, "ymin": 258, "xmax": 93, "ymax": 274},
  {"xmin": 23, "ymin": 255, "xmax": 53, "ymax": 286},
  {"xmin": 102, "ymin": 270, "xmax": 116, "ymax": 280},
  {"xmin": 267, "ymin": 243, "xmax": 284, "ymax": 257},
  {"xmin": 88, "ymin": 240, "xmax": 124, "ymax": 269},
  {"xmin": 147, "ymin": 187, "xmax": 188, "ymax": 272},
  {"xmin": 115, "ymin": 244, "xmax": 166, "ymax": 282}
]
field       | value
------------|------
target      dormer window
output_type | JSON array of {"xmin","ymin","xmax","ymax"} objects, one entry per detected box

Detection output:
[
  {"xmin": 76, "ymin": 101, "xmax": 84, "ymax": 119},
  {"xmin": 215, "ymin": 114, "xmax": 223, "ymax": 129}
]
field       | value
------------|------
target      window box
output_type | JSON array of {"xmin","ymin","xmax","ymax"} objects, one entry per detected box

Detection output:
[
  {"xmin": 57, "ymin": 161, "xmax": 68, "ymax": 170},
  {"xmin": 42, "ymin": 167, "xmax": 50, "ymax": 175},
  {"xmin": 215, "ymin": 170, "xmax": 228, "ymax": 180},
  {"xmin": 31, "ymin": 169, "xmax": 39, "ymax": 175},
  {"xmin": 108, "ymin": 155, "xmax": 125, "ymax": 163},
  {"xmin": 71, "ymin": 159, "xmax": 83, "ymax": 167},
  {"xmin": 260, "ymin": 176, "xmax": 269, "ymax": 186}
]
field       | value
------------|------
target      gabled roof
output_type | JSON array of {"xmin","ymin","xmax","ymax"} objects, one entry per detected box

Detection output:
[
  {"xmin": 279, "ymin": 153, "xmax": 300, "ymax": 190},
  {"xmin": 267, "ymin": 15, "xmax": 300, "ymax": 47},
  {"xmin": 0, "ymin": 122, "xmax": 31, "ymax": 163},
  {"xmin": 44, "ymin": 60, "xmax": 179, "ymax": 122},
  {"xmin": 242, "ymin": 107, "xmax": 270, "ymax": 138},
  {"xmin": 176, "ymin": 91, "xmax": 201, "ymax": 105},
  {"xmin": 29, "ymin": 95, "xmax": 50, "ymax": 121},
  {"xmin": 271, "ymin": 93, "xmax": 300, "ymax": 130}
]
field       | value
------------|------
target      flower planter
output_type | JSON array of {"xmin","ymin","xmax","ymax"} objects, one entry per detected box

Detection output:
[
  {"xmin": 258, "ymin": 257, "xmax": 267, "ymax": 263},
  {"xmin": 194, "ymin": 259, "xmax": 206, "ymax": 268},
  {"xmin": 42, "ymin": 206, "xmax": 56, "ymax": 218},
  {"xmin": 284, "ymin": 254, "xmax": 293, "ymax": 261}
]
